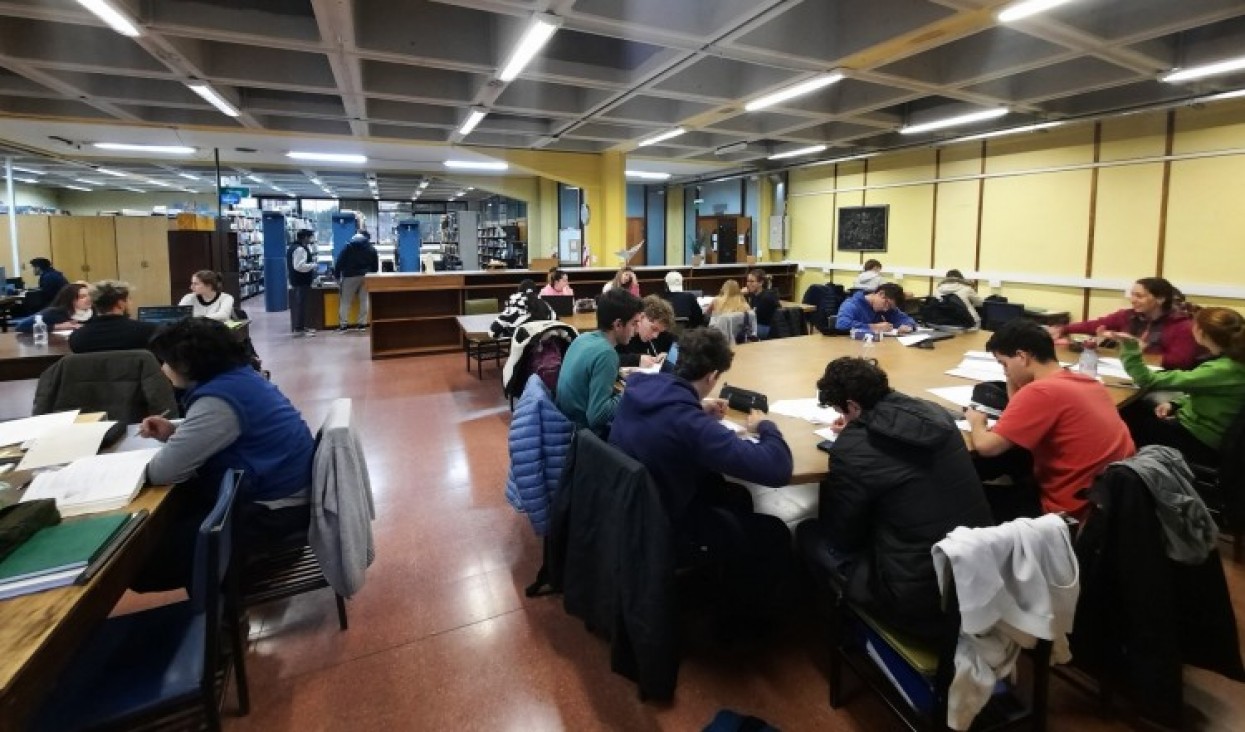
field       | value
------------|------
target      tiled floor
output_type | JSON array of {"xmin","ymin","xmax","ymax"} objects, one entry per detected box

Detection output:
[{"xmin": 4, "ymin": 309, "xmax": 1244, "ymax": 731}]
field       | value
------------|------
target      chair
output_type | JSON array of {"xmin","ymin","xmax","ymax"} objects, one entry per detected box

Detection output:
[
  {"xmin": 32, "ymin": 470, "xmax": 249, "ymax": 731},
  {"xmin": 709, "ymin": 310, "xmax": 756, "ymax": 344},
  {"xmin": 767, "ymin": 305, "xmax": 805, "ymax": 339},
  {"xmin": 464, "ymin": 297, "xmax": 507, "ymax": 379},
  {"xmin": 33, "ymin": 350, "xmax": 178, "ymax": 423},
  {"xmin": 1188, "ymin": 404, "xmax": 1245, "ymax": 562},
  {"xmin": 982, "ymin": 301, "xmax": 1025, "ymax": 332},
  {"xmin": 241, "ymin": 398, "xmax": 375, "ymax": 631}
]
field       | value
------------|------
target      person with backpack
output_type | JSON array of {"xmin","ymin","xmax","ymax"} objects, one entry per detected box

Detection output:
[{"xmin": 935, "ymin": 269, "xmax": 983, "ymax": 327}]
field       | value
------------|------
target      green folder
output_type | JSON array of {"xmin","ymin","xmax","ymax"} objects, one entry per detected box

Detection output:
[{"xmin": 0, "ymin": 513, "xmax": 129, "ymax": 585}]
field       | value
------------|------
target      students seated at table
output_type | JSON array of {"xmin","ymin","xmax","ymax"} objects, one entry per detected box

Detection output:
[
  {"xmin": 744, "ymin": 268, "xmax": 781, "ymax": 338},
  {"xmin": 797, "ymin": 357, "xmax": 992, "ymax": 641},
  {"xmin": 29, "ymin": 257, "xmax": 69, "ymax": 310},
  {"xmin": 935, "ymin": 269, "xmax": 984, "ymax": 327},
  {"xmin": 601, "ymin": 265, "xmax": 640, "ymax": 296},
  {"xmin": 134, "ymin": 318, "xmax": 314, "ymax": 591},
  {"xmin": 853, "ymin": 258, "xmax": 884, "ymax": 291},
  {"xmin": 965, "ymin": 320, "xmax": 1134, "ymax": 521},
  {"xmin": 555, "ymin": 288, "xmax": 643, "ymax": 434},
  {"xmin": 609, "ymin": 327, "xmax": 794, "ymax": 623},
  {"xmin": 68, "ymin": 280, "xmax": 158, "ymax": 354},
  {"xmin": 1050, "ymin": 277, "xmax": 1199, "ymax": 369},
  {"xmin": 540, "ymin": 267, "xmax": 575, "ymax": 298},
  {"xmin": 707, "ymin": 280, "xmax": 755, "ymax": 343},
  {"xmin": 177, "ymin": 269, "xmax": 235, "ymax": 322},
  {"xmin": 661, "ymin": 271, "xmax": 706, "ymax": 329},
  {"xmin": 15, "ymin": 282, "xmax": 91, "ymax": 333},
  {"xmin": 491, "ymin": 279, "xmax": 554, "ymax": 339},
  {"xmin": 1118, "ymin": 306, "xmax": 1245, "ymax": 466},
  {"xmin": 834, "ymin": 282, "xmax": 916, "ymax": 334},
  {"xmin": 616, "ymin": 295, "xmax": 675, "ymax": 368}
]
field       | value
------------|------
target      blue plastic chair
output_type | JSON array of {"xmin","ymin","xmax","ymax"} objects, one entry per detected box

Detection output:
[{"xmin": 31, "ymin": 470, "xmax": 250, "ymax": 731}]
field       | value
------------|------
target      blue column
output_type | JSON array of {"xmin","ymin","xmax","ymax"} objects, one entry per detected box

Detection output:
[{"xmin": 262, "ymin": 211, "xmax": 289, "ymax": 312}]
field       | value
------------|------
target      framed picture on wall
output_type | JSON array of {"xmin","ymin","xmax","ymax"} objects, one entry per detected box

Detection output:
[{"xmin": 837, "ymin": 205, "xmax": 889, "ymax": 252}]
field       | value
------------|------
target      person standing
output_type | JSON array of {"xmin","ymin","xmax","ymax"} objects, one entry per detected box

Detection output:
[
  {"xmin": 287, "ymin": 229, "xmax": 317, "ymax": 337},
  {"xmin": 334, "ymin": 232, "xmax": 379, "ymax": 332}
]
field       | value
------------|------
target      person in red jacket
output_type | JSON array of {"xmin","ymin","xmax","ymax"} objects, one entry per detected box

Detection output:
[{"xmin": 1051, "ymin": 277, "xmax": 1199, "ymax": 369}]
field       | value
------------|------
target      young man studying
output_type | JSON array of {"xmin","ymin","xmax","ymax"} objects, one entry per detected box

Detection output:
[
  {"xmin": 965, "ymin": 320, "xmax": 1134, "ymax": 520},
  {"xmin": 555, "ymin": 288, "xmax": 643, "ymax": 434},
  {"xmin": 834, "ymin": 282, "xmax": 916, "ymax": 334}
]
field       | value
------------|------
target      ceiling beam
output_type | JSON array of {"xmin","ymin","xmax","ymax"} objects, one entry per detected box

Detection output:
[{"xmin": 309, "ymin": 0, "xmax": 369, "ymax": 138}]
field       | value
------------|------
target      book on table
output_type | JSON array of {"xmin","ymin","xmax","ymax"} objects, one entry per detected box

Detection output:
[
  {"xmin": 20, "ymin": 448, "xmax": 158, "ymax": 517},
  {"xmin": 0, "ymin": 512, "xmax": 134, "ymax": 600}
]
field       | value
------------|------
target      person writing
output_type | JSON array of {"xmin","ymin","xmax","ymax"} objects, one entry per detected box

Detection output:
[
  {"xmin": 15, "ymin": 282, "xmax": 91, "ymax": 333},
  {"xmin": 540, "ymin": 268, "xmax": 575, "ymax": 297},
  {"xmin": 1051, "ymin": 277, "xmax": 1198, "ymax": 370},
  {"xmin": 1117, "ymin": 306, "xmax": 1245, "ymax": 466},
  {"xmin": 555, "ymin": 288, "xmax": 643, "ymax": 434},
  {"xmin": 68, "ymin": 280, "xmax": 158, "ymax": 353},
  {"xmin": 834, "ymin": 282, "xmax": 915, "ymax": 334},
  {"xmin": 616, "ymin": 295, "xmax": 675, "ymax": 369},
  {"xmin": 601, "ymin": 266, "xmax": 640, "ymax": 296},
  {"xmin": 744, "ymin": 269, "xmax": 781, "ymax": 339},
  {"xmin": 853, "ymin": 259, "xmax": 884, "ymax": 292},
  {"xmin": 178, "ymin": 270, "xmax": 235, "ymax": 322}
]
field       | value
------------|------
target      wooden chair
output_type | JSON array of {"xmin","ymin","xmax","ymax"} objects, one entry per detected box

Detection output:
[
  {"xmin": 464, "ymin": 297, "xmax": 507, "ymax": 379},
  {"xmin": 31, "ymin": 471, "xmax": 249, "ymax": 731}
]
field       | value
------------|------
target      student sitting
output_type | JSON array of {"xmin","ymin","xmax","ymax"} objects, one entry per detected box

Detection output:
[
  {"xmin": 705, "ymin": 279, "xmax": 750, "ymax": 317},
  {"xmin": 744, "ymin": 268, "xmax": 781, "ymax": 339},
  {"xmin": 540, "ymin": 267, "xmax": 575, "ymax": 297},
  {"xmin": 1051, "ymin": 277, "xmax": 1199, "ymax": 369},
  {"xmin": 852, "ymin": 258, "xmax": 884, "ymax": 291},
  {"xmin": 177, "ymin": 269, "xmax": 235, "ymax": 322},
  {"xmin": 602, "ymin": 266, "xmax": 640, "ymax": 296},
  {"xmin": 661, "ymin": 271, "xmax": 705, "ymax": 329},
  {"xmin": 1118, "ymin": 306, "xmax": 1245, "ymax": 466},
  {"xmin": 616, "ymin": 295, "xmax": 675, "ymax": 369},
  {"xmin": 68, "ymin": 280, "xmax": 158, "ymax": 354},
  {"xmin": 491, "ymin": 279, "xmax": 554, "ymax": 339},
  {"xmin": 15, "ymin": 282, "xmax": 91, "ymax": 334},
  {"xmin": 555, "ymin": 288, "xmax": 643, "ymax": 434},
  {"xmin": 935, "ymin": 269, "xmax": 983, "ymax": 327},
  {"xmin": 965, "ymin": 320, "xmax": 1134, "ymax": 521},
  {"xmin": 797, "ymin": 357, "xmax": 993, "ymax": 641},
  {"xmin": 834, "ymin": 282, "xmax": 916, "ymax": 334},
  {"xmin": 706, "ymin": 280, "xmax": 754, "ymax": 343},
  {"xmin": 610, "ymin": 327, "xmax": 794, "ymax": 623}
]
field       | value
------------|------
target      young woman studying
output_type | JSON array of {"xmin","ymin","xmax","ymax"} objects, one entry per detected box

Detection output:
[
  {"xmin": 602, "ymin": 266, "xmax": 640, "ymax": 297},
  {"xmin": 1051, "ymin": 277, "xmax": 1199, "ymax": 369},
  {"xmin": 15, "ymin": 282, "xmax": 92, "ymax": 333},
  {"xmin": 178, "ymin": 269, "xmax": 236, "ymax": 322},
  {"xmin": 1117, "ymin": 306, "xmax": 1245, "ymax": 466},
  {"xmin": 540, "ymin": 268, "xmax": 575, "ymax": 297}
]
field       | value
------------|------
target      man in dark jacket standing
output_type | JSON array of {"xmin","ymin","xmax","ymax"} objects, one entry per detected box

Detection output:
[
  {"xmin": 797, "ymin": 357, "xmax": 992, "ymax": 641},
  {"xmin": 333, "ymin": 232, "xmax": 378, "ymax": 332},
  {"xmin": 610, "ymin": 327, "xmax": 795, "ymax": 625},
  {"xmin": 287, "ymin": 229, "xmax": 317, "ymax": 337}
]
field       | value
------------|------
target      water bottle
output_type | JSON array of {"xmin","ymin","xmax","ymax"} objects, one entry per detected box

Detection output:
[
  {"xmin": 1078, "ymin": 340, "xmax": 1098, "ymax": 378},
  {"xmin": 850, "ymin": 327, "xmax": 877, "ymax": 353},
  {"xmin": 32, "ymin": 314, "xmax": 48, "ymax": 346}
]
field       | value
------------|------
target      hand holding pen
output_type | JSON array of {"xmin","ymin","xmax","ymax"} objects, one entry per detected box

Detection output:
[{"xmin": 138, "ymin": 409, "xmax": 176, "ymax": 442}]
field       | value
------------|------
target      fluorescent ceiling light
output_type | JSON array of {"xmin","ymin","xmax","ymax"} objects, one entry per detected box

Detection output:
[
  {"xmin": 1204, "ymin": 88, "xmax": 1245, "ymax": 102},
  {"xmin": 287, "ymin": 151, "xmax": 367, "ymax": 164},
  {"xmin": 418, "ymin": 180, "xmax": 430, "ymax": 189},
  {"xmin": 444, "ymin": 160, "xmax": 509, "ymax": 171},
  {"xmin": 900, "ymin": 108, "xmax": 1009, "ymax": 135},
  {"xmin": 998, "ymin": 0, "xmax": 1077, "ymax": 23},
  {"xmin": 76, "ymin": 0, "xmax": 140, "ymax": 36},
  {"xmin": 95, "ymin": 167, "xmax": 128, "ymax": 177},
  {"xmin": 745, "ymin": 72, "xmax": 844, "ymax": 112},
  {"xmin": 119, "ymin": 186, "xmax": 146, "ymax": 193},
  {"xmin": 637, "ymin": 127, "xmax": 686, "ymax": 147},
  {"xmin": 287, "ymin": 193, "xmax": 297, "ymax": 198},
  {"xmin": 186, "ymin": 83, "xmax": 240, "ymax": 117},
  {"xmin": 309, "ymin": 177, "xmax": 323, "ymax": 185},
  {"xmin": 15, "ymin": 177, "xmax": 39, "ymax": 184},
  {"xmin": 74, "ymin": 178, "xmax": 101, "ymax": 185},
  {"xmin": 806, "ymin": 152, "xmax": 878, "ymax": 168},
  {"xmin": 768, "ymin": 144, "xmax": 827, "ymax": 161},
  {"xmin": 465, "ymin": 187, "xmax": 474, "ymax": 191},
  {"xmin": 178, "ymin": 172, "xmax": 201, "ymax": 180},
  {"xmin": 94, "ymin": 142, "xmax": 196, "ymax": 154},
  {"xmin": 458, "ymin": 108, "xmax": 487, "ymax": 136},
  {"xmin": 146, "ymin": 179, "xmax": 174, "ymax": 187},
  {"xmin": 247, "ymin": 175, "xmax": 264, "ymax": 183},
  {"xmin": 1163, "ymin": 54, "xmax": 1245, "ymax": 84},
  {"xmin": 955, "ymin": 121, "xmax": 1063, "ymax": 142},
  {"xmin": 12, "ymin": 165, "xmax": 43, "ymax": 174},
  {"xmin": 64, "ymin": 184, "xmax": 92, "ymax": 191},
  {"xmin": 625, "ymin": 170, "xmax": 671, "ymax": 180},
  {"xmin": 498, "ymin": 14, "xmax": 562, "ymax": 82}
]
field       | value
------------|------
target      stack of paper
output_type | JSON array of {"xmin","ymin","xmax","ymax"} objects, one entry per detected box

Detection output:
[
  {"xmin": 1096, "ymin": 356, "xmax": 1162, "ymax": 381},
  {"xmin": 0, "ymin": 410, "xmax": 80, "ymax": 448},
  {"xmin": 21, "ymin": 448, "xmax": 158, "ymax": 517},
  {"xmin": 769, "ymin": 399, "xmax": 842, "ymax": 425},
  {"xmin": 945, "ymin": 351, "xmax": 1005, "ymax": 382},
  {"xmin": 926, "ymin": 385, "xmax": 976, "ymax": 408}
]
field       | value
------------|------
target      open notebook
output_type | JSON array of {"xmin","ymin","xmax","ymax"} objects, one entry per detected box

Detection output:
[{"xmin": 21, "ymin": 448, "xmax": 158, "ymax": 517}]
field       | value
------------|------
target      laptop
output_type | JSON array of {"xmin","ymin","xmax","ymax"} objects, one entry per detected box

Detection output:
[
  {"xmin": 542, "ymin": 294, "xmax": 575, "ymax": 317},
  {"xmin": 137, "ymin": 305, "xmax": 193, "ymax": 324}
]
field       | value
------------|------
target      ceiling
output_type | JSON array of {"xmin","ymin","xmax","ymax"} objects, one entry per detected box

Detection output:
[{"xmin": 1, "ymin": 0, "xmax": 1244, "ymax": 200}]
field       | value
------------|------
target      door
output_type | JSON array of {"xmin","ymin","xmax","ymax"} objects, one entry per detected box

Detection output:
[
  {"xmin": 626, "ymin": 217, "xmax": 645, "ymax": 266},
  {"xmin": 0, "ymin": 215, "xmax": 51, "ymax": 283},
  {"xmin": 115, "ymin": 217, "xmax": 171, "ymax": 308},
  {"xmin": 49, "ymin": 216, "xmax": 88, "ymax": 281},
  {"xmin": 81, "ymin": 217, "xmax": 118, "ymax": 281}
]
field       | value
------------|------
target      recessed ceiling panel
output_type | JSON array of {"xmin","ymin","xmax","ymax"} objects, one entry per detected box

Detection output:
[
  {"xmin": 541, "ymin": 29, "xmax": 664, "ymax": 72},
  {"xmin": 651, "ymin": 57, "xmax": 803, "ymax": 101},
  {"xmin": 780, "ymin": 121, "xmax": 888, "ymax": 144},
  {"xmin": 494, "ymin": 79, "xmax": 612, "ymax": 116},
  {"xmin": 1125, "ymin": 15, "xmax": 1245, "ymax": 69},
  {"xmin": 775, "ymin": 78, "xmax": 917, "ymax": 116},
  {"xmin": 239, "ymin": 88, "xmax": 346, "ymax": 117},
  {"xmin": 355, "ymin": 0, "xmax": 506, "ymax": 67},
  {"xmin": 1040, "ymin": 80, "xmax": 1205, "ymax": 117},
  {"xmin": 965, "ymin": 58, "xmax": 1139, "ymax": 103},
  {"xmin": 0, "ymin": 17, "xmax": 165, "ymax": 72},
  {"xmin": 195, "ymin": 40, "xmax": 337, "ymax": 89},
  {"xmin": 148, "ymin": 0, "xmax": 320, "ymax": 43},
  {"xmin": 598, "ymin": 95, "xmax": 715, "ymax": 124},
  {"xmin": 370, "ymin": 124, "xmax": 451, "ymax": 142},
  {"xmin": 39, "ymin": 71, "xmax": 202, "ymax": 106},
  {"xmin": 1049, "ymin": 0, "xmax": 1245, "ymax": 42},
  {"xmin": 875, "ymin": 27, "xmax": 1069, "ymax": 87},
  {"xmin": 731, "ymin": 0, "xmax": 955, "ymax": 63},
  {"xmin": 258, "ymin": 115, "xmax": 353, "ymax": 136},
  {"xmin": 570, "ymin": 0, "xmax": 762, "ymax": 38},
  {"xmin": 366, "ymin": 99, "xmax": 459, "ymax": 127},
  {"xmin": 122, "ymin": 104, "xmax": 247, "ymax": 127},
  {"xmin": 706, "ymin": 111, "xmax": 814, "ymax": 136},
  {"xmin": 363, "ymin": 61, "xmax": 481, "ymax": 103}
]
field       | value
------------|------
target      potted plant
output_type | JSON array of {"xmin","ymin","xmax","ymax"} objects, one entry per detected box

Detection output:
[{"xmin": 689, "ymin": 233, "xmax": 707, "ymax": 267}]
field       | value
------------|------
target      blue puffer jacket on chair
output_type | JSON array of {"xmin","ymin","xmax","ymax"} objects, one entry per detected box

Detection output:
[{"xmin": 506, "ymin": 374, "xmax": 575, "ymax": 536}]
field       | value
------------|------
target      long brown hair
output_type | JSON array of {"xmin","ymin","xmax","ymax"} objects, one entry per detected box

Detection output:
[
  {"xmin": 713, "ymin": 279, "xmax": 750, "ymax": 315},
  {"xmin": 1195, "ymin": 307, "xmax": 1245, "ymax": 364}
]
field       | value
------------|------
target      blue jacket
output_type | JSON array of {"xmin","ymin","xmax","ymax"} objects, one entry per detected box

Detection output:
[
  {"xmin": 506, "ymin": 375, "xmax": 575, "ymax": 536},
  {"xmin": 609, "ymin": 372, "xmax": 793, "ymax": 522},
  {"xmin": 835, "ymin": 290, "xmax": 916, "ymax": 331}
]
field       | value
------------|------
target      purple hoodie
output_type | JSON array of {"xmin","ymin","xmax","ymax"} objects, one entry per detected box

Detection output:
[{"xmin": 609, "ymin": 372, "xmax": 793, "ymax": 521}]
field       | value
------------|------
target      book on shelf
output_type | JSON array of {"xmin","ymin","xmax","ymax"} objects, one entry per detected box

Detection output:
[{"xmin": 20, "ymin": 448, "xmax": 158, "ymax": 517}]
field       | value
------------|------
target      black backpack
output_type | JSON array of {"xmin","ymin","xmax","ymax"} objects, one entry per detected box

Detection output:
[
  {"xmin": 920, "ymin": 294, "xmax": 976, "ymax": 328},
  {"xmin": 803, "ymin": 284, "xmax": 845, "ymax": 335}
]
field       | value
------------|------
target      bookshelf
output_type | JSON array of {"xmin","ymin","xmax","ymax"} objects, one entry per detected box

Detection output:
[
  {"xmin": 476, "ymin": 221, "xmax": 527, "ymax": 269},
  {"xmin": 367, "ymin": 274, "xmax": 466, "ymax": 358},
  {"xmin": 227, "ymin": 211, "xmax": 263, "ymax": 300}
]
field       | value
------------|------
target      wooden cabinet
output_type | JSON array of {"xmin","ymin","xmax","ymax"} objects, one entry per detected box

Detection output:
[
  {"xmin": 49, "ymin": 216, "xmax": 118, "ymax": 282},
  {"xmin": 114, "ymin": 217, "xmax": 171, "ymax": 309},
  {"xmin": 696, "ymin": 215, "xmax": 752, "ymax": 265},
  {"xmin": 0, "ymin": 215, "xmax": 52, "ymax": 283},
  {"xmin": 367, "ymin": 274, "xmax": 466, "ymax": 358}
]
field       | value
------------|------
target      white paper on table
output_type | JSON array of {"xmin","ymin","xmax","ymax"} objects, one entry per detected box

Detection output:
[
  {"xmin": 897, "ymin": 333, "xmax": 931, "ymax": 346},
  {"xmin": 955, "ymin": 418, "xmax": 997, "ymax": 432},
  {"xmin": 21, "ymin": 448, "xmax": 159, "ymax": 516},
  {"xmin": 927, "ymin": 385, "xmax": 977, "ymax": 408},
  {"xmin": 720, "ymin": 418, "xmax": 745, "ymax": 433},
  {"xmin": 16, "ymin": 421, "xmax": 116, "ymax": 471},
  {"xmin": 945, "ymin": 365, "xmax": 1005, "ymax": 382},
  {"xmin": 813, "ymin": 427, "xmax": 839, "ymax": 443},
  {"xmin": 1095, "ymin": 356, "xmax": 1161, "ymax": 381},
  {"xmin": 769, "ymin": 399, "xmax": 842, "ymax": 425},
  {"xmin": 0, "ymin": 410, "xmax": 80, "ymax": 448}
]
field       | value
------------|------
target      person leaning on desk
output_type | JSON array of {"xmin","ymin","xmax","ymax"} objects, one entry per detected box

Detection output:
[
  {"xmin": 131, "ymin": 318, "xmax": 314, "ymax": 591},
  {"xmin": 834, "ymin": 282, "xmax": 916, "ymax": 335},
  {"xmin": 68, "ymin": 280, "xmax": 158, "ymax": 354}
]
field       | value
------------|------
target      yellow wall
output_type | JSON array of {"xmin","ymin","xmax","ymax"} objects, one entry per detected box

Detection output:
[
  {"xmin": 665, "ymin": 189, "xmax": 684, "ymax": 265},
  {"xmin": 785, "ymin": 95, "xmax": 1245, "ymax": 317}
]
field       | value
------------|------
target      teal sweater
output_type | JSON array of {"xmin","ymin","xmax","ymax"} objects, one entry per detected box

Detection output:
[
  {"xmin": 1122, "ymin": 340, "xmax": 1245, "ymax": 448},
  {"xmin": 555, "ymin": 330, "xmax": 620, "ymax": 433}
]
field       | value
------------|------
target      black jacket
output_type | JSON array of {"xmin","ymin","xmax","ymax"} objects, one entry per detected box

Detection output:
[
  {"xmin": 333, "ymin": 241, "xmax": 379, "ymax": 278},
  {"xmin": 660, "ymin": 291, "xmax": 705, "ymax": 329},
  {"xmin": 68, "ymin": 314, "xmax": 158, "ymax": 354},
  {"xmin": 545, "ymin": 429, "xmax": 678, "ymax": 700},
  {"xmin": 820, "ymin": 392, "xmax": 992, "ymax": 638},
  {"xmin": 615, "ymin": 331, "xmax": 674, "ymax": 368},
  {"xmin": 746, "ymin": 287, "xmax": 781, "ymax": 327}
]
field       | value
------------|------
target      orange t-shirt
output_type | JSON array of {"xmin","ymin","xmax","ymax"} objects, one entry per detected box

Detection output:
[{"xmin": 992, "ymin": 370, "xmax": 1135, "ymax": 516}]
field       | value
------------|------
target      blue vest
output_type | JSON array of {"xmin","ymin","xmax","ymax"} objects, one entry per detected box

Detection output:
[{"xmin": 185, "ymin": 367, "xmax": 314, "ymax": 502}]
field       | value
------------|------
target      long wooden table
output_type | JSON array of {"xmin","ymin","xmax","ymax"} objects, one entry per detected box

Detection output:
[
  {"xmin": 711, "ymin": 331, "xmax": 1142, "ymax": 484},
  {"xmin": 0, "ymin": 333, "xmax": 71, "ymax": 382}
]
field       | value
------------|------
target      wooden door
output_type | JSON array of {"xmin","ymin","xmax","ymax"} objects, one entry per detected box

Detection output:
[
  {"xmin": 626, "ymin": 217, "xmax": 645, "ymax": 266},
  {"xmin": 49, "ymin": 217, "xmax": 88, "ymax": 281},
  {"xmin": 81, "ymin": 217, "xmax": 118, "ymax": 281},
  {"xmin": 736, "ymin": 216, "xmax": 752, "ymax": 264},
  {"xmin": 115, "ymin": 217, "xmax": 170, "ymax": 308},
  {"xmin": 0, "ymin": 215, "xmax": 51, "ymax": 282}
]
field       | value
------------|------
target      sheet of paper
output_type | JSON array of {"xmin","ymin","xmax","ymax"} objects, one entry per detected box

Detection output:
[
  {"xmin": 897, "ymin": 333, "xmax": 931, "ymax": 346},
  {"xmin": 945, "ymin": 365, "xmax": 1005, "ymax": 382},
  {"xmin": 21, "ymin": 448, "xmax": 158, "ymax": 516},
  {"xmin": 956, "ymin": 418, "xmax": 996, "ymax": 432},
  {"xmin": 0, "ymin": 411, "xmax": 80, "ymax": 448},
  {"xmin": 813, "ymin": 427, "xmax": 839, "ymax": 443},
  {"xmin": 769, "ymin": 399, "xmax": 842, "ymax": 425},
  {"xmin": 927, "ymin": 385, "xmax": 977, "ymax": 408},
  {"xmin": 719, "ymin": 418, "xmax": 744, "ymax": 433},
  {"xmin": 17, "ymin": 421, "xmax": 116, "ymax": 471}
]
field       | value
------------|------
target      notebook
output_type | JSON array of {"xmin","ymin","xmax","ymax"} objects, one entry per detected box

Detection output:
[
  {"xmin": 21, "ymin": 448, "xmax": 158, "ymax": 517},
  {"xmin": 0, "ymin": 513, "xmax": 133, "ymax": 599}
]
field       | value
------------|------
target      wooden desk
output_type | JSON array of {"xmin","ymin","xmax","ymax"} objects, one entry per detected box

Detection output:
[
  {"xmin": 712, "ymin": 331, "xmax": 1140, "ymax": 484},
  {"xmin": 780, "ymin": 300, "xmax": 815, "ymax": 313},
  {"xmin": 0, "ymin": 333, "xmax": 71, "ymax": 382},
  {"xmin": 455, "ymin": 313, "xmax": 498, "ymax": 337}
]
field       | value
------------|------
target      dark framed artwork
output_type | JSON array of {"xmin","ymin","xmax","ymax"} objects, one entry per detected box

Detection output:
[{"xmin": 837, "ymin": 205, "xmax": 889, "ymax": 252}]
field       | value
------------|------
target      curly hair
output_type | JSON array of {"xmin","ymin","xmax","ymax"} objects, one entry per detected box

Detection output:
[
  {"xmin": 673, "ymin": 327, "xmax": 734, "ymax": 381},
  {"xmin": 90, "ymin": 280, "xmax": 131, "ymax": 312},
  {"xmin": 641, "ymin": 295, "xmax": 675, "ymax": 330},
  {"xmin": 149, "ymin": 317, "xmax": 249, "ymax": 382},
  {"xmin": 816, "ymin": 357, "xmax": 891, "ymax": 411}
]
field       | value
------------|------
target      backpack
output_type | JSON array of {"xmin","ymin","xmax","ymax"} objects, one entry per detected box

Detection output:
[
  {"xmin": 803, "ymin": 284, "xmax": 845, "ymax": 335},
  {"xmin": 529, "ymin": 335, "xmax": 567, "ymax": 395},
  {"xmin": 920, "ymin": 294, "xmax": 976, "ymax": 328}
]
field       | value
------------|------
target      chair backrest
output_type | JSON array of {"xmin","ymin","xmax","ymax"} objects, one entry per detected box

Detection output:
[
  {"xmin": 310, "ymin": 398, "xmax": 376, "ymax": 597},
  {"xmin": 709, "ymin": 311, "xmax": 752, "ymax": 343},
  {"xmin": 33, "ymin": 350, "xmax": 177, "ymax": 423},
  {"xmin": 465, "ymin": 298, "xmax": 497, "ymax": 315},
  {"xmin": 192, "ymin": 469, "xmax": 241, "ymax": 693},
  {"xmin": 982, "ymin": 301, "xmax": 1025, "ymax": 331}
]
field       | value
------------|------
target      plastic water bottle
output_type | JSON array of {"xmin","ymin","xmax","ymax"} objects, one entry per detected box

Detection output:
[
  {"xmin": 1078, "ymin": 340, "xmax": 1098, "ymax": 378},
  {"xmin": 32, "ymin": 314, "xmax": 48, "ymax": 346},
  {"xmin": 850, "ymin": 327, "xmax": 876, "ymax": 354}
]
